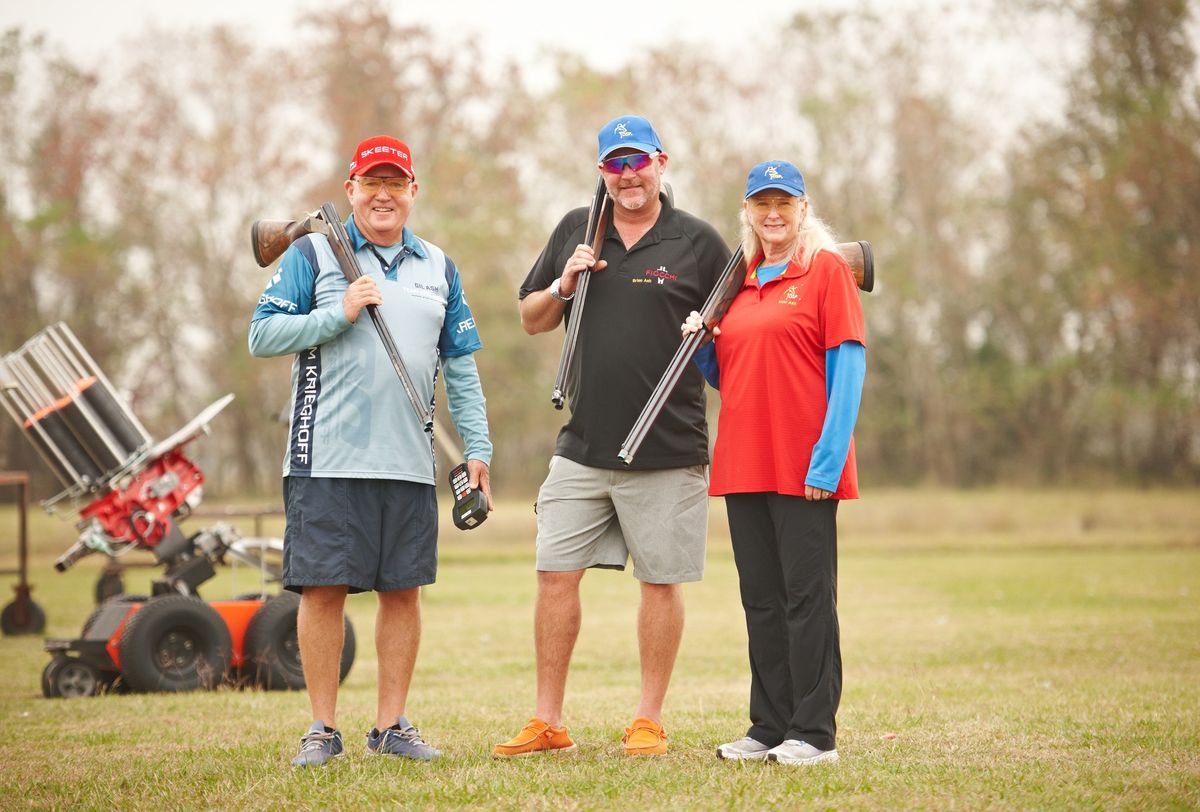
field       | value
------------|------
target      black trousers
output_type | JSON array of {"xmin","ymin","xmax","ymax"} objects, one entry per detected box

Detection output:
[{"xmin": 725, "ymin": 492, "xmax": 841, "ymax": 751}]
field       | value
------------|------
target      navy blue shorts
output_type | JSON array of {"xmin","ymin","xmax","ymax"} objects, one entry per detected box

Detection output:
[{"xmin": 282, "ymin": 476, "xmax": 438, "ymax": 594}]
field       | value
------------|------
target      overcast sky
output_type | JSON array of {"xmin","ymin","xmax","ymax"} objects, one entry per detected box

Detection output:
[{"xmin": 4, "ymin": 0, "xmax": 860, "ymax": 78}]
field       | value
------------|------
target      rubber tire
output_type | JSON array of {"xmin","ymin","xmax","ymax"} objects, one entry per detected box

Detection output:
[
  {"xmin": 242, "ymin": 591, "xmax": 356, "ymax": 690},
  {"xmin": 118, "ymin": 595, "xmax": 232, "ymax": 692},
  {"xmin": 1, "ymin": 599, "xmax": 46, "ymax": 635},
  {"xmin": 42, "ymin": 655, "xmax": 68, "ymax": 698},
  {"xmin": 42, "ymin": 655, "xmax": 102, "ymax": 698}
]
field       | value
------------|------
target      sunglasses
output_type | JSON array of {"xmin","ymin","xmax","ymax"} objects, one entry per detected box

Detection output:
[
  {"xmin": 354, "ymin": 176, "xmax": 412, "ymax": 195},
  {"xmin": 599, "ymin": 152, "xmax": 659, "ymax": 174},
  {"xmin": 748, "ymin": 196, "xmax": 800, "ymax": 214}
]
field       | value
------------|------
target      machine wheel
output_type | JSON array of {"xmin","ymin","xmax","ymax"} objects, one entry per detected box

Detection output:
[
  {"xmin": 1, "ymin": 599, "xmax": 46, "ymax": 635},
  {"xmin": 118, "ymin": 595, "xmax": 232, "ymax": 692},
  {"xmin": 41, "ymin": 655, "xmax": 103, "ymax": 698},
  {"xmin": 42, "ymin": 656, "xmax": 67, "ymax": 698},
  {"xmin": 243, "ymin": 591, "xmax": 355, "ymax": 690}
]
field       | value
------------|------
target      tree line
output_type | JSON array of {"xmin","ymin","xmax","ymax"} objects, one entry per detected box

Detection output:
[{"xmin": 1, "ymin": 0, "xmax": 1197, "ymax": 499}]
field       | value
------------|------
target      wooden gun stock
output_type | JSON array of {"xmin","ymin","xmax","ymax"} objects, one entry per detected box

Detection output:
[
  {"xmin": 840, "ymin": 240, "xmax": 875, "ymax": 293},
  {"xmin": 252, "ymin": 218, "xmax": 314, "ymax": 267}
]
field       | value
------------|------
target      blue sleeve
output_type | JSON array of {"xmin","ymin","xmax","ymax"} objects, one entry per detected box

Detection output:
[
  {"xmin": 438, "ymin": 257, "xmax": 483, "ymax": 358},
  {"xmin": 441, "ymin": 353, "xmax": 493, "ymax": 465},
  {"xmin": 248, "ymin": 237, "xmax": 351, "ymax": 357},
  {"xmin": 693, "ymin": 340, "xmax": 720, "ymax": 389},
  {"xmin": 806, "ymin": 340, "xmax": 866, "ymax": 491}
]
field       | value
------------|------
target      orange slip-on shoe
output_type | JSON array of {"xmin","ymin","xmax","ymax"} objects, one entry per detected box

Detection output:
[
  {"xmin": 622, "ymin": 717, "xmax": 668, "ymax": 756},
  {"xmin": 493, "ymin": 718, "xmax": 577, "ymax": 758}
]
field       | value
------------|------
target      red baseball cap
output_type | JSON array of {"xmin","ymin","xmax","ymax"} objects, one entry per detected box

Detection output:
[{"xmin": 348, "ymin": 135, "xmax": 415, "ymax": 180}]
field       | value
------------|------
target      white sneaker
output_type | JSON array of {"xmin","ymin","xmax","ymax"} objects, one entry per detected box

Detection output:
[
  {"xmin": 715, "ymin": 736, "xmax": 772, "ymax": 761},
  {"xmin": 765, "ymin": 739, "xmax": 839, "ymax": 765}
]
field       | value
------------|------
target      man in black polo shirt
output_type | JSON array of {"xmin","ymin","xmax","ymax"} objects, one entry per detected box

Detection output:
[{"xmin": 494, "ymin": 115, "xmax": 731, "ymax": 758}]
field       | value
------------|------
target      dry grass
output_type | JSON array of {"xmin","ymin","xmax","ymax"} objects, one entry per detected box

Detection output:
[{"xmin": 0, "ymin": 488, "xmax": 1197, "ymax": 809}]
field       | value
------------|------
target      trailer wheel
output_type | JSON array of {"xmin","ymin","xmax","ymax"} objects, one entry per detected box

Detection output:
[
  {"xmin": 243, "ymin": 591, "xmax": 355, "ymax": 690},
  {"xmin": 42, "ymin": 655, "xmax": 102, "ymax": 698},
  {"xmin": 1, "ymin": 599, "xmax": 46, "ymax": 635},
  {"xmin": 118, "ymin": 595, "xmax": 232, "ymax": 692}
]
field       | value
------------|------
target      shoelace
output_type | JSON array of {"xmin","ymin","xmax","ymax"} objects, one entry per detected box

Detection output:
[
  {"xmin": 378, "ymin": 726, "xmax": 426, "ymax": 749},
  {"xmin": 299, "ymin": 730, "xmax": 338, "ymax": 752}
]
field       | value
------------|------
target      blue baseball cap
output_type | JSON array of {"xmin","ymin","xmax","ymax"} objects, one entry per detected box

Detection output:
[
  {"xmin": 597, "ymin": 115, "xmax": 663, "ymax": 160},
  {"xmin": 745, "ymin": 160, "xmax": 806, "ymax": 198}
]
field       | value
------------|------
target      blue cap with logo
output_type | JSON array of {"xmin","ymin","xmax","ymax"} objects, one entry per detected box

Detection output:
[
  {"xmin": 745, "ymin": 160, "xmax": 806, "ymax": 199},
  {"xmin": 597, "ymin": 115, "xmax": 663, "ymax": 160}
]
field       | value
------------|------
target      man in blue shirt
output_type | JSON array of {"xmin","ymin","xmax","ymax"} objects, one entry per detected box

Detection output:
[{"xmin": 250, "ymin": 135, "xmax": 493, "ymax": 767}]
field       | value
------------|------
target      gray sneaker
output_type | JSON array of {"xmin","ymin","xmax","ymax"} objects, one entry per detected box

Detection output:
[
  {"xmin": 366, "ymin": 715, "xmax": 442, "ymax": 761},
  {"xmin": 716, "ymin": 736, "xmax": 772, "ymax": 761},
  {"xmin": 291, "ymin": 721, "xmax": 345, "ymax": 768},
  {"xmin": 765, "ymin": 739, "xmax": 839, "ymax": 765}
]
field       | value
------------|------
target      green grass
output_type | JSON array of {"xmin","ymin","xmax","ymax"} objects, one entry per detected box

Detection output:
[{"xmin": 0, "ymin": 489, "xmax": 1197, "ymax": 809}]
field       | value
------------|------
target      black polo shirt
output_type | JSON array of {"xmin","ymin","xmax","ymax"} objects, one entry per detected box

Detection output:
[{"xmin": 519, "ymin": 195, "xmax": 732, "ymax": 470}]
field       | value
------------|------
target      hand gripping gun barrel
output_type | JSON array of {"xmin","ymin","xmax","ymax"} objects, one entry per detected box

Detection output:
[
  {"xmin": 616, "ymin": 241, "xmax": 875, "ymax": 466},
  {"xmin": 550, "ymin": 177, "xmax": 610, "ymax": 410},
  {"xmin": 252, "ymin": 205, "xmax": 488, "ymax": 530},
  {"xmin": 254, "ymin": 203, "xmax": 432, "ymax": 431}
]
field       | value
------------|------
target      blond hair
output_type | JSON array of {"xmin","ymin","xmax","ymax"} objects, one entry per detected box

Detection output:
[{"xmin": 739, "ymin": 196, "xmax": 838, "ymax": 270}]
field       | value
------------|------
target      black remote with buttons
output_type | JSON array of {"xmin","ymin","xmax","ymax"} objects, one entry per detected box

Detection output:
[{"xmin": 448, "ymin": 462, "xmax": 488, "ymax": 530}]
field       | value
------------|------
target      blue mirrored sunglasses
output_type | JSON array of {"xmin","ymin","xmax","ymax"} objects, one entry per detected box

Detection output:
[{"xmin": 599, "ymin": 152, "xmax": 658, "ymax": 174}]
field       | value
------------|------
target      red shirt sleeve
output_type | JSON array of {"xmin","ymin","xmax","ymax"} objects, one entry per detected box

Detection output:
[{"xmin": 817, "ymin": 250, "xmax": 867, "ymax": 350}]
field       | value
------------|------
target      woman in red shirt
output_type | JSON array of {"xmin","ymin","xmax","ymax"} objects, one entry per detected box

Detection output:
[{"xmin": 684, "ymin": 160, "xmax": 866, "ymax": 765}]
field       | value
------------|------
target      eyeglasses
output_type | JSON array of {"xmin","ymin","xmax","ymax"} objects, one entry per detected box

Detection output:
[
  {"xmin": 354, "ymin": 176, "xmax": 412, "ymax": 195},
  {"xmin": 748, "ymin": 197, "xmax": 801, "ymax": 214},
  {"xmin": 599, "ymin": 152, "xmax": 659, "ymax": 174}
]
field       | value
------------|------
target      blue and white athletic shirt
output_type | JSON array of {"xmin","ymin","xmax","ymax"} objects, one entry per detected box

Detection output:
[{"xmin": 249, "ymin": 215, "xmax": 487, "ymax": 484}]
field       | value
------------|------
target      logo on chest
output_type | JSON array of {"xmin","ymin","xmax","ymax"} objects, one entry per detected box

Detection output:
[
  {"xmin": 631, "ymin": 265, "xmax": 678, "ymax": 286},
  {"xmin": 778, "ymin": 284, "xmax": 801, "ymax": 306},
  {"xmin": 402, "ymin": 281, "xmax": 446, "ymax": 304}
]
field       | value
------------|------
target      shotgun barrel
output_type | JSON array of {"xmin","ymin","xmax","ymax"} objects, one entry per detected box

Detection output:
[
  {"xmin": 617, "ymin": 240, "xmax": 875, "ymax": 466},
  {"xmin": 550, "ymin": 177, "xmax": 610, "ymax": 410},
  {"xmin": 249, "ymin": 206, "xmax": 433, "ymax": 431}
]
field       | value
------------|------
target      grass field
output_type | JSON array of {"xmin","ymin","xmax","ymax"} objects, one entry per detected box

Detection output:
[{"xmin": 0, "ymin": 488, "xmax": 1197, "ymax": 810}]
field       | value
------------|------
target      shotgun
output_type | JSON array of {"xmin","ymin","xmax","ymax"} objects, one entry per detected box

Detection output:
[
  {"xmin": 252, "ymin": 208, "xmax": 488, "ymax": 529},
  {"xmin": 550, "ymin": 177, "xmax": 610, "ymax": 409},
  {"xmin": 252, "ymin": 203, "xmax": 431, "ymax": 431},
  {"xmin": 616, "ymin": 240, "xmax": 875, "ymax": 466}
]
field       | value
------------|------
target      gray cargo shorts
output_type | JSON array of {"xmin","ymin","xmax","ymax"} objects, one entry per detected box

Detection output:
[{"xmin": 535, "ymin": 455, "xmax": 710, "ymax": 584}]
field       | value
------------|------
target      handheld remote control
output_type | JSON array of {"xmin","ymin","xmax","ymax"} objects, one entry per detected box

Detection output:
[{"xmin": 448, "ymin": 462, "xmax": 488, "ymax": 530}]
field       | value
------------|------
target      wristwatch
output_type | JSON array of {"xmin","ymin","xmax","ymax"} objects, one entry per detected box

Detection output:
[{"xmin": 549, "ymin": 277, "xmax": 575, "ymax": 302}]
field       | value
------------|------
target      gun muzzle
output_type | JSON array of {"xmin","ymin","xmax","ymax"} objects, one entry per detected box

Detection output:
[{"xmin": 54, "ymin": 540, "xmax": 92, "ymax": 572}]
